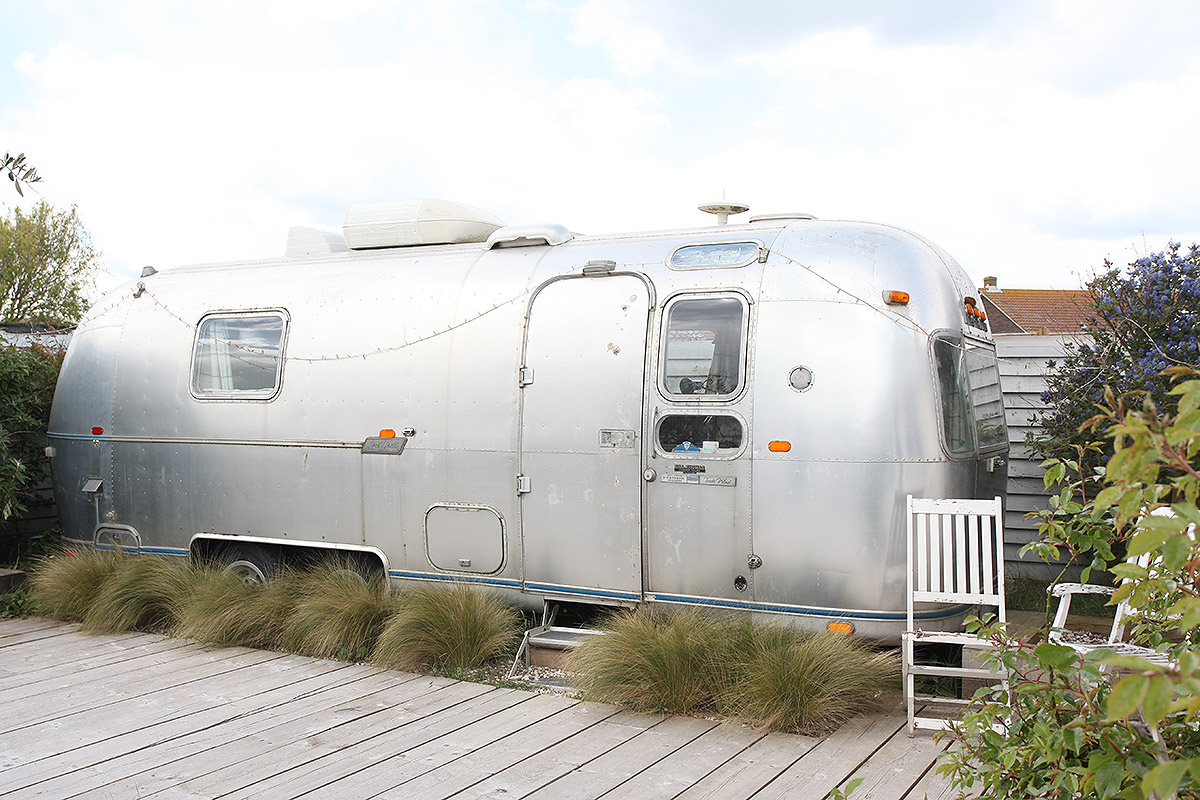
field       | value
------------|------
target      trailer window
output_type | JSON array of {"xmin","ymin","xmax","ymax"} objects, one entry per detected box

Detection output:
[
  {"xmin": 669, "ymin": 242, "xmax": 760, "ymax": 270},
  {"xmin": 191, "ymin": 313, "xmax": 286, "ymax": 399},
  {"xmin": 965, "ymin": 340, "xmax": 1007, "ymax": 450},
  {"xmin": 657, "ymin": 414, "xmax": 744, "ymax": 453},
  {"xmin": 661, "ymin": 297, "xmax": 745, "ymax": 397},
  {"xmin": 933, "ymin": 336, "xmax": 974, "ymax": 454}
]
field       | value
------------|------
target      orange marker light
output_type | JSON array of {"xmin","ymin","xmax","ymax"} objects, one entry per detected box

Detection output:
[
  {"xmin": 883, "ymin": 290, "xmax": 910, "ymax": 305},
  {"xmin": 768, "ymin": 441, "xmax": 792, "ymax": 452},
  {"xmin": 379, "ymin": 429, "xmax": 396, "ymax": 439},
  {"xmin": 827, "ymin": 621, "xmax": 855, "ymax": 635}
]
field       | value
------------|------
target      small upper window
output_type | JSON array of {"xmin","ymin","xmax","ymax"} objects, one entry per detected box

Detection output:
[
  {"xmin": 191, "ymin": 312, "xmax": 287, "ymax": 399},
  {"xmin": 661, "ymin": 296, "xmax": 745, "ymax": 398},
  {"xmin": 669, "ymin": 242, "xmax": 760, "ymax": 270},
  {"xmin": 933, "ymin": 335, "xmax": 1008, "ymax": 454}
]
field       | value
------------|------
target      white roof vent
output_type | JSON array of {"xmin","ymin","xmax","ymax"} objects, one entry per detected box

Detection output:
[
  {"xmin": 285, "ymin": 227, "xmax": 348, "ymax": 257},
  {"xmin": 486, "ymin": 223, "xmax": 574, "ymax": 249},
  {"xmin": 343, "ymin": 199, "xmax": 505, "ymax": 250}
]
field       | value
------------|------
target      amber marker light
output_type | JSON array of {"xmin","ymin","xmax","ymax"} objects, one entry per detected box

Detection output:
[
  {"xmin": 379, "ymin": 429, "xmax": 396, "ymax": 439},
  {"xmin": 827, "ymin": 620, "xmax": 855, "ymax": 635},
  {"xmin": 768, "ymin": 441, "xmax": 791, "ymax": 452},
  {"xmin": 883, "ymin": 290, "xmax": 910, "ymax": 305}
]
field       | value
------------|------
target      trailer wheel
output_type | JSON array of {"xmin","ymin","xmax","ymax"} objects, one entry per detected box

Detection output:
[{"xmin": 220, "ymin": 544, "xmax": 279, "ymax": 586}]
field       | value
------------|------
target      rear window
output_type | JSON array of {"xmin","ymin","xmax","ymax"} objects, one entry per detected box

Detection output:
[
  {"xmin": 933, "ymin": 335, "xmax": 1007, "ymax": 454},
  {"xmin": 191, "ymin": 312, "xmax": 287, "ymax": 399}
]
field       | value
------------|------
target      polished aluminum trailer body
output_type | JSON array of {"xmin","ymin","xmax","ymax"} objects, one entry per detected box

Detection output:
[{"xmin": 48, "ymin": 211, "xmax": 1008, "ymax": 640}]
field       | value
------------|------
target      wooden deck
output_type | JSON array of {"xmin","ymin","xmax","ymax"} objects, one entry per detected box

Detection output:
[{"xmin": 0, "ymin": 618, "xmax": 961, "ymax": 799}]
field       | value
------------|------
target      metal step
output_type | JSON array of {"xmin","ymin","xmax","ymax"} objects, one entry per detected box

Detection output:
[{"xmin": 507, "ymin": 600, "xmax": 608, "ymax": 686}]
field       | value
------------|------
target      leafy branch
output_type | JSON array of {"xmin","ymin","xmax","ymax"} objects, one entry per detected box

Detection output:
[{"xmin": 2, "ymin": 152, "xmax": 42, "ymax": 197}]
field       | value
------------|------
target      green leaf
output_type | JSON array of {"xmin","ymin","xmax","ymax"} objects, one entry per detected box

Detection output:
[
  {"xmin": 1127, "ymin": 527, "xmax": 1171, "ymax": 557},
  {"xmin": 1092, "ymin": 758, "xmax": 1123, "ymax": 799},
  {"xmin": 1094, "ymin": 485, "xmax": 1124, "ymax": 510},
  {"xmin": 1111, "ymin": 562, "xmax": 1148, "ymax": 580},
  {"xmin": 1106, "ymin": 673, "xmax": 1149, "ymax": 720},
  {"xmin": 1035, "ymin": 642, "xmax": 1079, "ymax": 669},
  {"xmin": 1148, "ymin": 759, "xmax": 1189, "ymax": 800},
  {"xmin": 1142, "ymin": 675, "xmax": 1173, "ymax": 728}
]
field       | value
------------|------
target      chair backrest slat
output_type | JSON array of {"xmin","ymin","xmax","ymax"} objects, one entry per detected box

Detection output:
[{"xmin": 906, "ymin": 495, "xmax": 1005, "ymax": 630}]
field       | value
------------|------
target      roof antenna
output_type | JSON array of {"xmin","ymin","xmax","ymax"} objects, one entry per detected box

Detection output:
[{"xmin": 698, "ymin": 195, "xmax": 750, "ymax": 225}]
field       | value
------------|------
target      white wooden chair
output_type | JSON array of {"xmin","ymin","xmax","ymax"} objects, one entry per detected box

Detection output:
[
  {"xmin": 904, "ymin": 495, "xmax": 1006, "ymax": 735},
  {"xmin": 1049, "ymin": 508, "xmax": 1191, "ymax": 670}
]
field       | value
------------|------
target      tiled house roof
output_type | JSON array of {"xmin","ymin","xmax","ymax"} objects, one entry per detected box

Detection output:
[{"xmin": 978, "ymin": 285, "xmax": 1091, "ymax": 335}]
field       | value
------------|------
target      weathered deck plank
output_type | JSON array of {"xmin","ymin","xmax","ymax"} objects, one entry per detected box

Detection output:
[{"xmin": 0, "ymin": 620, "xmax": 963, "ymax": 800}]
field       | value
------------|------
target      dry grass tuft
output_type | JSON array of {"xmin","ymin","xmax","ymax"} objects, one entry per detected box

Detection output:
[
  {"xmin": 715, "ymin": 623, "xmax": 898, "ymax": 734},
  {"xmin": 569, "ymin": 608, "xmax": 898, "ymax": 733},
  {"xmin": 374, "ymin": 583, "xmax": 520, "ymax": 671},
  {"xmin": 174, "ymin": 566, "xmax": 302, "ymax": 648},
  {"xmin": 29, "ymin": 548, "xmax": 127, "ymax": 621},
  {"xmin": 79, "ymin": 554, "xmax": 196, "ymax": 633},
  {"xmin": 568, "ymin": 608, "xmax": 721, "ymax": 713},
  {"xmin": 279, "ymin": 562, "xmax": 398, "ymax": 659}
]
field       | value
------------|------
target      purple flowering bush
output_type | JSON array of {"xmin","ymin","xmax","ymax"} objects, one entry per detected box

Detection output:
[{"xmin": 1035, "ymin": 242, "xmax": 1200, "ymax": 482}]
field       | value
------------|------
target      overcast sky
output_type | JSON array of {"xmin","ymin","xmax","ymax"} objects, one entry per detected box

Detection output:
[{"xmin": 3, "ymin": 1, "xmax": 1199, "ymax": 295}]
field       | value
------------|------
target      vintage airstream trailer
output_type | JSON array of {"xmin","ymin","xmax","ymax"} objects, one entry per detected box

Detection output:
[{"xmin": 47, "ymin": 199, "xmax": 1008, "ymax": 641}]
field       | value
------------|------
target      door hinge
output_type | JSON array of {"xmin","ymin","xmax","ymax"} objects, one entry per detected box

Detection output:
[
  {"xmin": 518, "ymin": 367, "xmax": 535, "ymax": 387},
  {"xmin": 517, "ymin": 475, "xmax": 532, "ymax": 494}
]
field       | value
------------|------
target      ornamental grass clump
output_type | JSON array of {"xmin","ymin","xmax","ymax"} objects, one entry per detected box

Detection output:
[
  {"xmin": 29, "ymin": 547, "xmax": 126, "ymax": 621},
  {"xmin": 569, "ymin": 609, "xmax": 898, "ymax": 733},
  {"xmin": 715, "ymin": 623, "xmax": 898, "ymax": 734},
  {"xmin": 374, "ymin": 583, "xmax": 520, "ymax": 671},
  {"xmin": 279, "ymin": 562, "xmax": 398, "ymax": 659},
  {"xmin": 568, "ymin": 608, "xmax": 724, "ymax": 714},
  {"xmin": 79, "ymin": 553, "xmax": 196, "ymax": 633},
  {"xmin": 173, "ymin": 565, "xmax": 302, "ymax": 649}
]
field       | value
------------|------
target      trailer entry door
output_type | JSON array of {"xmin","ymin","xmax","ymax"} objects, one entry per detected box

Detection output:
[{"xmin": 519, "ymin": 275, "xmax": 650, "ymax": 602}]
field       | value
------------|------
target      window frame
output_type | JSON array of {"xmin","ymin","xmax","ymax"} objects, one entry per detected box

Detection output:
[
  {"xmin": 666, "ymin": 240, "xmax": 764, "ymax": 271},
  {"xmin": 930, "ymin": 331, "xmax": 1008, "ymax": 457},
  {"xmin": 657, "ymin": 292, "xmax": 751, "ymax": 404},
  {"xmin": 653, "ymin": 410, "xmax": 749, "ymax": 460},
  {"xmin": 189, "ymin": 309, "xmax": 290, "ymax": 402}
]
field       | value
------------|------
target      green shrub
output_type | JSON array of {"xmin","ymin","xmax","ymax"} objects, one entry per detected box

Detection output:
[
  {"xmin": 173, "ymin": 565, "xmax": 301, "ymax": 649},
  {"xmin": 80, "ymin": 554, "xmax": 194, "ymax": 633},
  {"xmin": 279, "ymin": 563, "xmax": 398, "ymax": 659},
  {"xmin": 0, "ymin": 343, "xmax": 64, "ymax": 530},
  {"xmin": 0, "ymin": 586, "xmax": 32, "ymax": 618},
  {"xmin": 29, "ymin": 547, "xmax": 124, "ymax": 620},
  {"xmin": 374, "ymin": 583, "xmax": 519, "ymax": 671}
]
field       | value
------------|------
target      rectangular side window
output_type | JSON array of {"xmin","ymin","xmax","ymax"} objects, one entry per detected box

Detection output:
[
  {"xmin": 661, "ymin": 297, "xmax": 745, "ymax": 397},
  {"xmin": 965, "ymin": 340, "xmax": 1007, "ymax": 450},
  {"xmin": 933, "ymin": 335, "xmax": 975, "ymax": 454},
  {"xmin": 191, "ymin": 312, "xmax": 287, "ymax": 399}
]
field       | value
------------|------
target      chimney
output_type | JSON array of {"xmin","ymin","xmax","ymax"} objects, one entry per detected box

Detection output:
[{"xmin": 983, "ymin": 276, "xmax": 1000, "ymax": 292}]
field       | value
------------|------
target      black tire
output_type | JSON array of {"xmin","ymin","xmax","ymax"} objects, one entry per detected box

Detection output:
[{"xmin": 219, "ymin": 544, "xmax": 279, "ymax": 586}]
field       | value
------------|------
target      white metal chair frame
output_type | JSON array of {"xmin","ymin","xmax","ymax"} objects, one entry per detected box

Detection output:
[
  {"xmin": 903, "ymin": 495, "xmax": 1007, "ymax": 735},
  {"xmin": 1049, "ymin": 508, "xmax": 1192, "ymax": 670}
]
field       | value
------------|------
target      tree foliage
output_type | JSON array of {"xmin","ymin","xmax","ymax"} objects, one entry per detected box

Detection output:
[
  {"xmin": 0, "ymin": 343, "xmax": 63, "ymax": 527},
  {"xmin": 1, "ymin": 152, "xmax": 41, "ymax": 197},
  {"xmin": 0, "ymin": 201, "xmax": 100, "ymax": 324},
  {"xmin": 1035, "ymin": 243, "xmax": 1200, "ymax": 482},
  {"xmin": 942, "ymin": 370, "xmax": 1200, "ymax": 799}
]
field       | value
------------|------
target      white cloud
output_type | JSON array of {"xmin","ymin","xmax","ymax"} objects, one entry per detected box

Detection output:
[{"xmin": 569, "ymin": 0, "xmax": 664, "ymax": 77}]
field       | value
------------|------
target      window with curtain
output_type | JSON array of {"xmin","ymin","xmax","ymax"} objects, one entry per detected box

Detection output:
[
  {"xmin": 191, "ymin": 312, "xmax": 287, "ymax": 399},
  {"xmin": 661, "ymin": 297, "xmax": 745, "ymax": 398}
]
